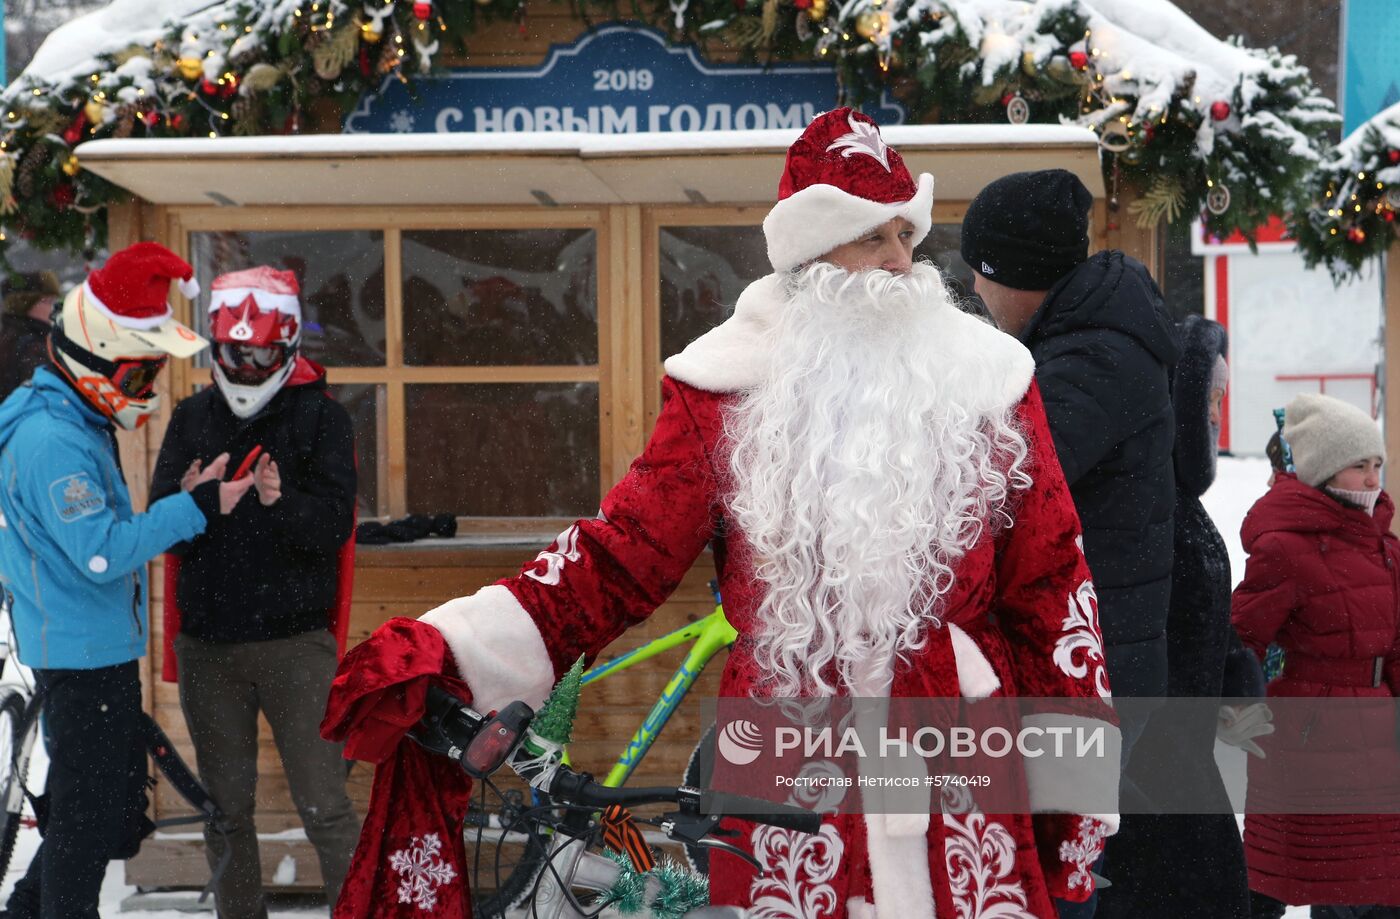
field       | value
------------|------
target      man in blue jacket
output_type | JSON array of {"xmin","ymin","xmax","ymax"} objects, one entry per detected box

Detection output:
[{"xmin": 0, "ymin": 243, "xmax": 252, "ymax": 919}]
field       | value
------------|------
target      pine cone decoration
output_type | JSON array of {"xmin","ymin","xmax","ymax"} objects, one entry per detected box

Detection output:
[
  {"xmin": 113, "ymin": 105, "xmax": 137, "ymax": 139},
  {"xmin": 16, "ymin": 142, "xmax": 49, "ymax": 199}
]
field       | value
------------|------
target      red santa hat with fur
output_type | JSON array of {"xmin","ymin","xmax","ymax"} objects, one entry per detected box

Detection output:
[{"xmin": 763, "ymin": 107, "xmax": 934, "ymax": 273}]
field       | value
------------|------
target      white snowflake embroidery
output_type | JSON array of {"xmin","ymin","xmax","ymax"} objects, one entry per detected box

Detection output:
[
  {"xmin": 825, "ymin": 117, "xmax": 892, "ymax": 172},
  {"xmin": 1058, "ymin": 817, "xmax": 1109, "ymax": 892},
  {"xmin": 943, "ymin": 811, "xmax": 1034, "ymax": 918},
  {"xmin": 1053, "ymin": 580, "xmax": 1111, "ymax": 700},
  {"xmin": 747, "ymin": 823, "xmax": 843, "ymax": 919},
  {"xmin": 389, "ymin": 833, "xmax": 457, "ymax": 911},
  {"xmin": 390, "ymin": 110, "xmax": 416, "ymax": 133}
]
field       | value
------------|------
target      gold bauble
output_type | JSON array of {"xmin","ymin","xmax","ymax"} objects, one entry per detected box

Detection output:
[
  {"xmin": 83, "ymin": 99, "xmax": 107, "ymax": 125},
  {"xmin": 807, "ymin": 0, "xmax": 828, "ymax": 20},
  {"xmin": 360, "ymin": 22, "xmax": 383, "ymax": 43},
  {"xmin": 854, "ymin": 10, "xmax": 882, "ymax": 39},
  {"xmin": 61, "ymin": 155, "xmax": 80, "ymax": 177},
  {"xmin": 176, "ymin": 57, "xmax": 204, "ymax": 81}
]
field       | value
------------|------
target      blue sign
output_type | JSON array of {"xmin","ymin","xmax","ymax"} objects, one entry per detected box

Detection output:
[
  {"xmin": 1340, "ymin": 0, "xmax": 1400, "ymax": 134},
  {"xmin": 344, "ymin": 24, "xmax": 904, "ymax": 134}
]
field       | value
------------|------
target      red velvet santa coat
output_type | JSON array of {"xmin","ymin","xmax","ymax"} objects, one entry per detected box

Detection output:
[
  {"xmin": 413, "ymin": 275, "xmax": 1119, "ymax": 919},
  {"xmin": 1232, "ymin": 474, "xmax": 1400, "ymax": 906}
]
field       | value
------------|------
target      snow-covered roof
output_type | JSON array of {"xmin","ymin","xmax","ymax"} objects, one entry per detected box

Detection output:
[
  {"xmin": 77, "ymin": 122, "xmax": 1097, "ymax": 158},
  {"xmin": 75, "ymin": 124, "xmax": 1104, "ymax": 206},
  {"xmin": 16, "ymin": 0, "xmax": 210, "ymax": 90}
]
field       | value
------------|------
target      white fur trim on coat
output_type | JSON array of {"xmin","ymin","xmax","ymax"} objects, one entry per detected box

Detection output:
[
  {"xmin": 663, "ymin": 272, "xmax": 1035, "ymax": 417},
  {"xmin": 1021, "ymin": 712, "xmax": 1121, "ymax": 834},
  {"xmin": 419, "ymin": 584, "xmax": 556, "ymax": 715},
  {"xmin": 764, "ymin": 173, "xmax": 935, "ymax": 273},
  {"xmin": 949, "ymin": 623, "xmax": 1000, "ymax": 699}
]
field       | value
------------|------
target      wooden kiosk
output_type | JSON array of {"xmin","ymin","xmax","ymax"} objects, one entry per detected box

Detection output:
[{"xmin": 71, "ymin": 11, "xmax": 1159, "ymax": 893}]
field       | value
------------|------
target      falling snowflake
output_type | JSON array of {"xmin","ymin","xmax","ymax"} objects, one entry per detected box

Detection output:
[
  {"xmin": 825, "ymin": 117, "xmax": 890, "ymax": 172},
  {"xmin": 390, "ymin": 111, "xmax": 416, "ymax": 133},
  {"xmin": 389, "ymin": 833, "xmax": 457, "ymax": 911}
]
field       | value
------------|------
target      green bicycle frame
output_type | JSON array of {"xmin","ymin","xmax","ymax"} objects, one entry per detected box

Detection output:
[{"xmin": 562, "ymin": 605, "xmax": 737, "ymax": 788}]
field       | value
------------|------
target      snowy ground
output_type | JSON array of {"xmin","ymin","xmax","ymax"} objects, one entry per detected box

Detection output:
[{"xmin": 1, "ymin": 457, "xmax": 1305, "ymax": 916}]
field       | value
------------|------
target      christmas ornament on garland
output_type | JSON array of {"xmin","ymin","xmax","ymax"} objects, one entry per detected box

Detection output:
[
  {"xmin": 1205, "ymin": 183, "xmax": 1231, "ymax": 216},
  {"xmin": 1389, "ymin": 149, "xmax": 1400, "ymax": 165},
  {"xmin": 360, "ymin": 21, "xmax": 382, "ymax": 42},
  {"xmin": 1209, "ymin": 100, "xmax": 1231, "ymax": 121},
  {"xmin": 62, "ymin": 114, "xmax": 85, "ymax": 146},
  {"xmin": 61, "ymin": 155, "xmax": 80, "ymax": 177},
  {"xmin": 807, "ymin": 0, "xmax": 828, "ymax": 20},
  {"xmin": 1069, "ymin": 48, "xmax": 1089, "ymax": 71},
  {"xmin": 413, "ymin": 1, "xmax": 432, "ymax": 19},
  {"xmin": 1004, "ymin": 92, "xmax": 1030, "ymax": 125},
  {"xmin": 176, "ymin": 57, "xmax": 203, "ymax": 81},
  {"xmin": 83, "ymin": 98, "xmax": 107, "ymax": 125},
  {"xmin": 1347, "ymin": 226, "xmax": 1366, "ymax": 244},
  {"xmin": 1097, "ymin": 120, "xmax": 1131, "ymax": 152},
  {"xmin": 855, "ymin": 10, "xmax": 883, "ymax": 40}
]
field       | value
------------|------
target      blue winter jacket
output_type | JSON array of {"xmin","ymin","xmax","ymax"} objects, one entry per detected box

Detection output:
[{"xmin": 0, "ymin": 367, "xmax": 208, "ymax": 669}]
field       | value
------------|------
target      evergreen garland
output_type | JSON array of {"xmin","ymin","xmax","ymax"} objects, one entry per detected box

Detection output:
[{"xmin": 0, "ymin": 0, "xmax": 1337, "ymax": 265}]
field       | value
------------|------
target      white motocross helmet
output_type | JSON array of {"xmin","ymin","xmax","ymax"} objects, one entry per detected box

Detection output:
[{"xmin": 49, "ymin": 242, "xmax": 207, "ymax": 430}]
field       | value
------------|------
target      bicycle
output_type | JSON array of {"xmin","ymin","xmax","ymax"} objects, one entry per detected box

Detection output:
[
  {"xmin": 0, "ymin": 587, "xmax": 234, "ymax": 897},
  {"xmin": 414, "ymin": 684, "xmax": 819, "ymax": 919},
  {"xmin": 466, "ymin": 584, "xmax": 737, "ymax": 917}
]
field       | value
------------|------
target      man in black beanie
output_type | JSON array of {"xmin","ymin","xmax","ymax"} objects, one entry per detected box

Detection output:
[{"xmin": 962, "ymin": 169, "xmax": 1181, "ymax": 918}]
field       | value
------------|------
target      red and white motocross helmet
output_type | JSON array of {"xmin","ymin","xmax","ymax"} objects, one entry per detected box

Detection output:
[{"xmin": 208, "ymin": 267, "xmax": 302, "ymax": 419}]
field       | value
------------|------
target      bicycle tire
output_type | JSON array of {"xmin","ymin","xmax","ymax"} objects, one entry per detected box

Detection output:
[
  {"xmin": 681, "ymin": 723, "xmax": 715, "ymax": 876},
  {"xmin": 465, "ymin": 789, "xmax": 554, "ymax": 919},
  {"xmin": 0, "ymin": 688, "xmax": 36, "ymax": 881}
]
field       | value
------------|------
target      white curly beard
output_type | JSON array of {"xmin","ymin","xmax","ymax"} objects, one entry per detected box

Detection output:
[{"xmin": 724, "ymin": 261, "xmax": 1029, "ymax": 697}]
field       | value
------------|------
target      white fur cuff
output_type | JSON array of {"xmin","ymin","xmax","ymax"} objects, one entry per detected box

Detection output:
[
  {"xmin": 419, "ymin": 584, "xmax": 556, "ymax": 715},
  {"xmin": 1022, "ymin": 713, "xmax": 1121, "ymax": 823}
]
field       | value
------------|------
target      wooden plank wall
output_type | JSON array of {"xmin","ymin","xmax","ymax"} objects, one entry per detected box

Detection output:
[{"xmin": 129, "ymin": 545, "xmax": 725, "ymax": 888}]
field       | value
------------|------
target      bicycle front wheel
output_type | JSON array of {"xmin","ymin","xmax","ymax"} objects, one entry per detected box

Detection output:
[
  {"xmin": 464, "ymin": 787, "xmax": 554, "ymax": 919},
  {"xmin": 0, "ymin": 688, "xmax": 36, "ymax": 880}
]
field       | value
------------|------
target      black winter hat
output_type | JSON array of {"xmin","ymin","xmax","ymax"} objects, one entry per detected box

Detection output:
[{"xmin": 960, "ymin": 169, "xmax": 1094, "ymax": 290}]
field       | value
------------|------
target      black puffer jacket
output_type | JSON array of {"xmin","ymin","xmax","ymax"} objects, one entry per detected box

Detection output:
[
  {"xmin": 1022, "ymin": 250, "xmax": 1180, "ymax": 699},
  {"xmin": 1097, "ymin": 315, "xmax": 1256, "ymax": 919},
  {"xmin": 150, "ymin": 364, "xmax": 356, "ymax": 643},
  {"xmin": 0, "ymin": 315, "xmax": 50, "ymax": 402}
]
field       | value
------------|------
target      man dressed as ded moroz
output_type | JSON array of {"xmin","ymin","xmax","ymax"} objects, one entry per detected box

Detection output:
[{"xmin": 323, "ymin": 109, "xmax": 1120, "ymax": 919}]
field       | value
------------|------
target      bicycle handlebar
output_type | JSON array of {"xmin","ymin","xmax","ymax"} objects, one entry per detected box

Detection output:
[{"xmin": 413, "ymin": 683, "xmax": 821, "ymax": 835}]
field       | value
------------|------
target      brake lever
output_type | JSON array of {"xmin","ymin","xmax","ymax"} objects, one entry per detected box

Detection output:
[{"xmin": 692, "ymin": 837, "xmax": 762, "ymax": 870}]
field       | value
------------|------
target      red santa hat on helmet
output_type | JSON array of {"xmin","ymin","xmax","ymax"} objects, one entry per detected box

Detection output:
[
  {"xmin": 763, "ymin": 107, "xmax": 934, "ymax": 273},
  {"xmin": 208, "ymin": 266, "xmax": 301, "ymax": 319},
  {"xmin": 83, "ymin": 241, "xmax": 200, "ymax": 331}
]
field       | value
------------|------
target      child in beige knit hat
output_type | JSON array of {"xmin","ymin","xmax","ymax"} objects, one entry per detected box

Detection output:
[{"xmin": 1284, "ymin": 392, "xmax": 1385, "ymax": 514}]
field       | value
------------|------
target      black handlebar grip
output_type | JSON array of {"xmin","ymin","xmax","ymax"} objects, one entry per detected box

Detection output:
[{"xmin": 698, "ymin": 791, "xmax": 822, "ymax": 834}]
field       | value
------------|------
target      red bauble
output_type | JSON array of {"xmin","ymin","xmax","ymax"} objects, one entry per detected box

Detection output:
[
  {"xmin": 200, "ymin": 78, "xmax": 219, "ymax": 96},
  {"xmin": 1144, "ymin": 124, "xmax": 1156, "ymax": 143},
  {"xmin": 220, "ymin": 76, "xmax": 239, "ymax": 99},
  {"xmin": 141, "ymin": 110, "xmax": 160, "ymax": 127},
  {"xmin": 1385, "ymin": 211, "xmax": 1396, "ymax": 223},
  {"xmin": 1068, "ymin": 50, "xmax": 1089, "ymax": 71},
  {"xmin": 1389, "ymin": 149, "xmax": 1400, "ymax": 164},
  {"xmin": 62, "ymin": 113, "xmax": 86, "ymax": 146},
  {"xmin": 49, "ymin": 184, "xmax": 76, "ymax": 209},
  {"xmin": 1210, "ymin": 100, "xmax": 1231, "ymax": 121},
  {"xmin": 170, "ymin": 113, "xmax": 186, "ymax": 130},
  {"xmin": 1347, "ymin": 226, "xmax": 1367, "ymax": 243},
  {"xmin": 413, "ymin": 1, "xmax": 432, "ymax": 19}
]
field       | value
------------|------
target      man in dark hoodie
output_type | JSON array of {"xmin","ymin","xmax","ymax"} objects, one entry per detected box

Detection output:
[
  {"xmin": 962, "ymin": 169, "xmax": 1181, "ymax": 917},
  {"xmin": 150, "ymin": 267, "xmax": 359, "ymax": 919},
  {"xmin": 0, "ymin": 270, "xmax": 61, "ymax": 401}
]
